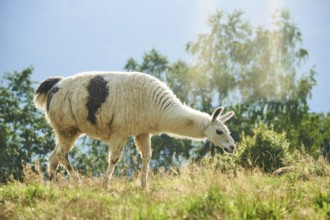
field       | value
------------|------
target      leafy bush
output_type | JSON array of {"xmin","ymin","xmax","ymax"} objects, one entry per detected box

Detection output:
[
  {"xmin": 321, "ymin": 142, "xmax": 330, "ymax": 163},
  {"xmin": 239, "ymin": 124, "xmax": 292, "ymax": 172}
]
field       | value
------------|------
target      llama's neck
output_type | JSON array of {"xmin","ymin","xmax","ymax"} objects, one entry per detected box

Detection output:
[{"xmin": 160, "ymin": 105, "xmax": 211, "ymax": 140}]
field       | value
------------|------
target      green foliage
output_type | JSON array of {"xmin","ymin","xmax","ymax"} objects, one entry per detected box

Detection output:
[
  {"xmin": 186, "ymin": 10, "xmax": 249, "ymax": 107},
  {"xmin": 238, "ymin": 196, "xmax": 288, "ymax": 220},
  {"xmin": 314, "ymin": 192, "xmax": 330, "ymax": 217},
  {"xmin": 239, "ymin": 124, "xmax": 292, "ymax": 172},
  {"xmin": 187, "ymin": 9, "xmax": 317, "ymax": 153},
  {"xmin": 0, "ymin": 182, "xmax": 57, "ymax": 208},
  {"xmin": 184, "ymin": 186, "xmax": 232, "ymax": 219},
  {"xmin": 321, "ymin": 142, "xmax": 330, "ymax": 163},
  {"xmin": 125, "ymin": 48, "xmax": 169, "ymax": 81},
  {"xmin": 299, "ymin": 113, "xmax": 330, "ymax": 156},
  {"xmin": 187, "ymin": 9, "xmax": 315, "ymax": 106},
  {"xmin": 0, "ymin": 68, "xmax": 54, "ymax": 183}
]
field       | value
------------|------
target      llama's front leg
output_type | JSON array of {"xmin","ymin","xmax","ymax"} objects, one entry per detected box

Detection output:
[
  {"xmin": 135, "ymin": 134, "xmax": 151, "ymax": 188},
  {"xmin": 102, "ymin": 135, "xmax": 126, "ymax": 189}
]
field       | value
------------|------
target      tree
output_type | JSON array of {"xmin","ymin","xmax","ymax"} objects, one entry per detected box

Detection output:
[
  {"xmin": 186, "ymin": 10, "xmax": 250, "ymax": 108},
  {"xmin": 0, "ymin": 68, "xmax": 54, "ymax": 182},
  {"xmin": 125, "ymin": 48, "xmax": 169, "ymax": 81},
  {"xmin": 186, "ymin": 9, "xmax": 317, "ymax": 152}
]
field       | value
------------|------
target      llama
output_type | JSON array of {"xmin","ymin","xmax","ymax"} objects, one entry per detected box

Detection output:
[{"xmin": 34, "ymin": 71, "xmax": 236, "ymax": 188}]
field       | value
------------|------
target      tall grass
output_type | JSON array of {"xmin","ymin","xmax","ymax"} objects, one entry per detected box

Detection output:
[{"xmin": 0, "ymin": 156, "xmax": 329, "ymax": 220}]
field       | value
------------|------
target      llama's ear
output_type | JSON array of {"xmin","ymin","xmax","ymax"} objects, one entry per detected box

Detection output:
[
  {"xmin": 211, "ymin": 107, "xmax": 224, "ymax": 122},
  {"xmin": 219, "ymin": 111, "xmax": 235, "ymax": 122}
]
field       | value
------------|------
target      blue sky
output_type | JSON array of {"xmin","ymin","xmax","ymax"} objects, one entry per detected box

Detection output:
[{"xmin": 1, "ymin": 0, "xmax": 329, "ymax": 112}]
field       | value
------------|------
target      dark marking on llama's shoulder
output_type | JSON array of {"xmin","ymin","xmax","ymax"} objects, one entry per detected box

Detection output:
[
  {"xmin": 86, "ymin": 75, "xmax": 109, "ymax": 124},
  {"xmin": 46, "ymin": 86, "xmax": 60, "ymax": 111}
]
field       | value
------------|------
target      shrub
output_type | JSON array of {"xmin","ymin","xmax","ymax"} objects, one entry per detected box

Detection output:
[
  {"xmin": 321, "ymin": 142, "xmax": 330, "ymax": 163},
  {"xmin": 239, "ymin": 124, "xmax": 292, "ymax": 173}
]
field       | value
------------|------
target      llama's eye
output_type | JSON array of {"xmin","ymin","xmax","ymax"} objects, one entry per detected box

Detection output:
[{"xmin": 216, "ymin": 130, "xmax": 224, "ymax": 135}]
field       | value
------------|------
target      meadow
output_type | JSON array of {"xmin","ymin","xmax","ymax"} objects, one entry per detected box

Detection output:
[{"xmin": 0, "ymin": 155, "xmax": 329, "ymax": 220}]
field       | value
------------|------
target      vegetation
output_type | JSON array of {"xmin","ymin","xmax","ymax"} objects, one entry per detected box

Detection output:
[
  {"xmin": 0, "ymin": 157, "xmax": 329, "ymax": 220},
  {"xmin": 0, "ymin": 68, "xmax": 55, "ymax": 183},
  {"xmin": 239, "ymin": 124, "xmax": 292, "ymax": 173}
]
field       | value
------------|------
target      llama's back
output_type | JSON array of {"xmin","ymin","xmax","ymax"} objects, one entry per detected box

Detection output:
[{"xmin": 43, "ymin": 72, "xmax": 182, "ymax": 140}]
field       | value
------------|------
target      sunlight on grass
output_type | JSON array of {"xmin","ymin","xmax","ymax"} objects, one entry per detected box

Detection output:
[{"xmin": 0, "ymin": 156, "xmax": 329, "ymax": 219}]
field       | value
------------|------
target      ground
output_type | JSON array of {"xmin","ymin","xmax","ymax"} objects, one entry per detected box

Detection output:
[{"xmin": 0, "ymin": 156, "xmax": 329, "ymax": 220}]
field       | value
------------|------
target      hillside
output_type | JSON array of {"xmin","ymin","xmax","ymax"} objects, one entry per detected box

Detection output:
[{"xmin": 1, "ymin": 156, "xmax": 329, "ymax": 220}]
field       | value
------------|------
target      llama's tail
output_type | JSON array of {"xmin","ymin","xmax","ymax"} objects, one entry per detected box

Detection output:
[{"xmin": 34, "ymin": 76, "xmax": 64, "ymax": 110}]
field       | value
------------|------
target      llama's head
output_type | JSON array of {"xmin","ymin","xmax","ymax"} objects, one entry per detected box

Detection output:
[{"xmin": 205, "ymin": 107, "xmax": 236, "ymax": 153}]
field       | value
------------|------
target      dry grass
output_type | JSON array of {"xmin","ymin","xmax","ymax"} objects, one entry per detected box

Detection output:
[{"xmin": 0, "ymin": 156, "xmax": 330, "ymax": 220}]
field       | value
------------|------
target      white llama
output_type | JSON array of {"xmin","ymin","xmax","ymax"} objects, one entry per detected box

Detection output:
[{"xmin": 34, "ymin": 71, "xmax": 236, "ymax": 188}]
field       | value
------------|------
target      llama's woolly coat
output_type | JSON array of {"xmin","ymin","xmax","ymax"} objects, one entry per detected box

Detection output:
[{"xmin": 35, "ymin": 72, "xmax": 210, "ymax": 142}]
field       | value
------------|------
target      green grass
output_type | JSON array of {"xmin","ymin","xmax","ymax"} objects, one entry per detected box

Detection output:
[{"xmin": 0, "ymin": 157, "xmax": 329, "ymax": 220}]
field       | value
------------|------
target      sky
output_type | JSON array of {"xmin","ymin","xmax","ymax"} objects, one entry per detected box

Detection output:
[{"xmin": 1, "ymin": 0, "xmax": 329, "ymax": 113}]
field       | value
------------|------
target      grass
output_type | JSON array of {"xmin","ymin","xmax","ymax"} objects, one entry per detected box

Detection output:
[{"xmin": 0, "ymin": 156, "xmax": 330, "ymax": 220}]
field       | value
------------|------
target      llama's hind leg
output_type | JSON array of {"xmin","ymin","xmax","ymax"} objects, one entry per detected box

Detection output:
[
  {"xmin": 102, "ymin": 134, "xmax": 126, "ymax": 189},
  {"xmin": 135, "ymin": 134, "xmax": 151, "ymax": 188},
  {"xmin": 48, "ymin": 148, "xmax": 60, "ymax": 181},
  {"xmin": 51, "ymin": 131, "xmax": 80, "ymax": 182}
]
